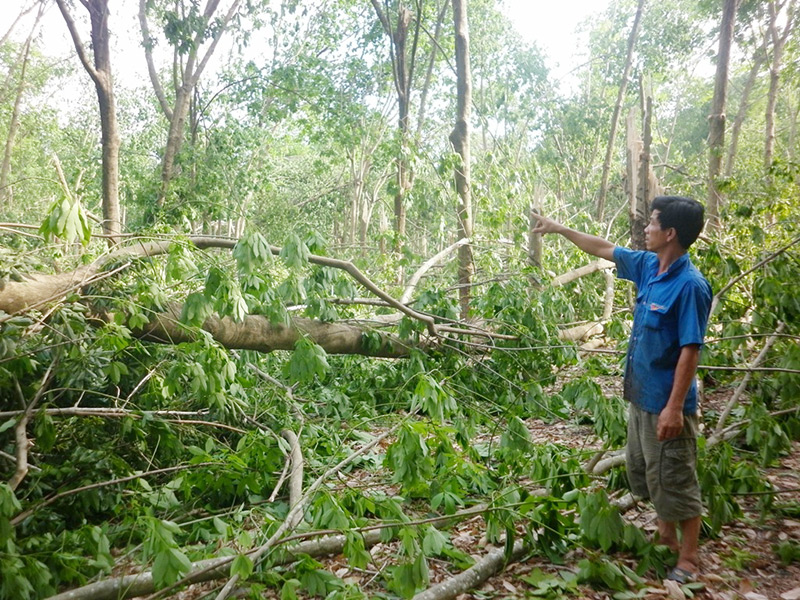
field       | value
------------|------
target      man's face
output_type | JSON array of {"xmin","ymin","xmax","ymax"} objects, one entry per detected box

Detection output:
[{"xmin": 645, "ymin": 210, "xmax": 669, "ymax": 252}]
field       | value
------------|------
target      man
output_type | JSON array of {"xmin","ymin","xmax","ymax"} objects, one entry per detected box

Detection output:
[{"xmin": 532, "ymin": 196, "xmax": 712, "ymax": 583}]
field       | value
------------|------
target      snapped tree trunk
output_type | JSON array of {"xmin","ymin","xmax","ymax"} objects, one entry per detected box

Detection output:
[
  {"xmin": 596, "ymin": 0, "xmax": 645, "ymax": 222},
  {"xmin": 707, "ymin": 0, "xmax": 738, "ymax": 227},
  {"xmin": 450, "ymin": 0, "xmax": 474, "ymax": 321},
  {"xmin": 56, "ymin": 0, "xmax": 122, "ymax": 245},
  {"xmin": 626, "ymin": 100, "xmax": 662, "ymax": 250}
]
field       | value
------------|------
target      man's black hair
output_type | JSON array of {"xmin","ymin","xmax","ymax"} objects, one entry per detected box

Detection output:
[{"xmin": 651, "ymin": 196, "xmax": 705, "ymax": 249}]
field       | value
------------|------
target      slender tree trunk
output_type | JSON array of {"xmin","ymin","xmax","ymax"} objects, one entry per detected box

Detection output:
[
  {"xmin": 789, "ymin": 96, "xmax": 800, "ymax": 161},
  {"xmin": 596, "ymin": 0, "xmax": 645, "ymax": 222},
  {"xmin": 764, "ymin": 0, "xmax": 796, "ymax": 174},
  {"xmin": 394, "ymin": 8, "xmax": 412, "ymax": 253},
  {"xmin": 416, "ymin": 0, "xmax": 449, "ymax": 138},
  {"xmin": 139, "ymin": 0, "xmax": 241, "ymax": 211},
  {"xmin": 707, "ymin": 0, "xmax": 738, "ymax": 227},
  {"xmin": 0, "ymin": 6, "xmax": 43, "ymax": 202},
  {"xmin": 370, "ymin": 1, "xmax": 418, "ymax": 259},
  {"xmin": 626, "ymin": 109, "xmax": 645, "ymax": 250},
  {"xmin": 56, "ymin": 0, "xmax": 121, "ymax": 245},
  {"xmin": 450, "ymin": 0, "xmax": 473, "ymax": 320},
  {"xmin": 725, "ymin": 36, "xmax": 767, "ymax": 177}
]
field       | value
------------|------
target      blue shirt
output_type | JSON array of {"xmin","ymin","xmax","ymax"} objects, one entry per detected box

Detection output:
[{"xmin": 613, "ymin": 247, "xmax": 712, "ymax": 415}]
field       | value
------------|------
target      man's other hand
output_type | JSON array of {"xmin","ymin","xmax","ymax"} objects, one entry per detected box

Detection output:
[{"xmin": 657, "ymin": 406, "xmax": 684, "ymax": 441}]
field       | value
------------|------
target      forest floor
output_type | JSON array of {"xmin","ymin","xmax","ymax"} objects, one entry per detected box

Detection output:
[{"xmin": 169, "ymin": 369, "xmax": 800, "ymax": 600}]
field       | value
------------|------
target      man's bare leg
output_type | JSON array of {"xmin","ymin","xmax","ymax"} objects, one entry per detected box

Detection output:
[
  {"xmin": 657, "ymin": 519, "xmax": 680, "ymax": 553},
  {"xmin": 676, "ymin": 515, "xmax": 701, "ymax": 573}
]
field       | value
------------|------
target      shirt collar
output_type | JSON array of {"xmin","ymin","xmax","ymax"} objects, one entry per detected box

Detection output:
[{"xmin": 654, "ymin": 252, "xmax": 689, "ymax": 280}]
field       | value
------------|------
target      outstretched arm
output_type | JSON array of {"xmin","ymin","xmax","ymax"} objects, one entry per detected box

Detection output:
[{"xmin": 532, "ymin": 214, "xmax": 616, "ymax": 261}]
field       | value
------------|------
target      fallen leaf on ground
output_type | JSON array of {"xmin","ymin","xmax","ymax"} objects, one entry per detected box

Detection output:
[{"xmin": 664, "ymin": 579, "xmax": 685, "ymax": 600}]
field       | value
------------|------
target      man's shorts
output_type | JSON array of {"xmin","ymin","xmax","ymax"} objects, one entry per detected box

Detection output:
[{"xmin": 626, "ymin": 403, "xmax": 703, "ymax": 522}]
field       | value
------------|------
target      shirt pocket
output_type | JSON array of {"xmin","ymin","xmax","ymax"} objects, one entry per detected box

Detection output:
[{"xmin": 643, "ymin": 301, "xmax": 674, "ymax": 330}]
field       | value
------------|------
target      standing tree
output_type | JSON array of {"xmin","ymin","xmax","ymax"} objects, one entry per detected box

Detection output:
[
  {"xmin": 764, "ymin": 0, "xmax": 796, "ymax": 173},
  {"xmin": 55, "ymin": 0, "xmax": 122, "ymax": 244},
  {"xmin": 450, "ymin": 0, "xmax": 473, "ymax": 320},
  {"xmin": 369, "ymin": 0, "xmax": 419, "ymax": 256},
  {"xmin": 596, "ymin": 0, "xmax": 645, "ymax": 223},
  {"xmin": 725, "ymin": 19, "xmax": 768, "ymax": 177},
  {"xmin": 0, "ymin": 2, "xmax": 44, "ymax": 203},
  {"xmin": 138, "ymin": 0, "xmax": 241, "ymax": 212},
  {"xmin": 707, "ymin": 0, "xmax": 738, "ymax": 227}
]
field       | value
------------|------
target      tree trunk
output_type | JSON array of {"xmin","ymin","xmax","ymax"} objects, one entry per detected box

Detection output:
[
  {"xmin": 56, "ymin": 0, "xmax": 122, "ymax": 245},
  {"xmin": 725, "ymin": 35, "xmax": 767, "ymax": 177},
  {"xmin": 0, "ymin": 6, "xmax": 43, "ymax": 202},
  {"xmin": 370, "ymin": 1, "xmax": 417, "ymax": 258},
  {"xmin": 707, "ymin": 0, "xmax": 738, "ymax": 227},
  {"xmin": 764, "ymin": 0, "xmax": 796, "ymax": 174},
  {"xmin": 626, "ymin": 108, "xmax": 645, "ymax": 250},
  {"xmin": 450, "ymin": 0, "xmax": 474, "ymax": 321},
  {"xmin": 139, "ymin": 0, "xmax": 241, "ymax": 210},
  {"xmin": 596, "ymin": 0, "xmax": 645, "ymax": 222},
  {"xmin": 627, "ymin": 100, "xmax": 662, "ymax": 250},
  {"xmin": 416, "ymin": 0, "xmax": 449, "ymax": 138}
]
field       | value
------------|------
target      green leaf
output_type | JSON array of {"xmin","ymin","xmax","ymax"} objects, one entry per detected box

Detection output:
[
  {"xmin": 422, "ymin": 526, "xmax": 447, "ymax": 555},
  {"xmin": 343, "ymin": 531, "xmax": 371, "ymax": 569},
  {"xmin": 283, "ymin": 337, "xmax": 329, "ymax": 383},
  {"xmin": 280, "ymin": 578, "xmax": 301, "ymax": 600},
  {"xmin": 280, "ymin": 233, "xmax": 310, "ymax": 269},
  {"xmin": 231, "ymin": 554, "xmax": 254, "ymax": 580}
]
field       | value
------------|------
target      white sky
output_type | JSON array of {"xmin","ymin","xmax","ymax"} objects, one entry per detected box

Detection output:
[
  {"xmin": 7, "ymin": 0, "xmax": 608, "ymax": 94},
  {"xmin": 502, "ymin": 0, "xmax": 609, "ymax": 84}
]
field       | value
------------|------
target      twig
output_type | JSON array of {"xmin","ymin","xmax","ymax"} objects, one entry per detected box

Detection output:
[
  {"xmin": 710, "ymin": 234, "xmax": 800, "ymax": 315},
  {"xmin": 0, "ymin": 449, "xmax": 41, "ymax": 471},
  {"xmin": 707, "ymin": 405, "xmax": 800, "ymax": 447},
  {"xmin": 713, "ymin": 322, "xmax": 785, "ymax": 435},
  {"xmin": 11, "ymin": 462, "xmax": 216, "ymax": 526},
  {"xmin": 8, "ymin": 362, "xmax": 55, "ymax": 490},
  {"xmin": 211, "ymin": 424, "xmax": 402, "ymax": 600},
  {"xmin": 401, "ymin": 238, "xmax": 470, "ymax": 304}
]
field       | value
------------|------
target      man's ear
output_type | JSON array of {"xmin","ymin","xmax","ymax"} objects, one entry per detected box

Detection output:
[{"xmin": 666, "ymin": 227, "xmax": 677, "ymax": 242}]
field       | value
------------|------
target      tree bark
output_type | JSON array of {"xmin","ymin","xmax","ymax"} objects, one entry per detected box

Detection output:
[
  {"xmin": 596, "ymin": 0, "xmax": 645, "ymax": 222},
  {"xmin": 55, "ymin": 0, "xmax": 122, "ymax": 245},
  {"xmin": 370, "ymin": 1, "xmax": 418, "ymax": 256},
  {"xmin": 0, "ymin": 5, "xmax": 42, "ymax": 203},
  {"xmin": 764, "ymin": 0, "xmax": 796, "ymax": 174},
  {"xmin": 412, "ymin": 539, "xmax": 527, "ymax": 600},
  {"xmin": 725, "ymin": 33, "xmax": 768, "ymax": 177},
  {"xmin": 138, "ymin": 0, "xmax": 241, "ymax": 209},
  {"xmin": 138, "ymin": 304, "xmax": 411, "ymax": 358},
  {"xmin": 707, "ymin": 0, "xmax": 738, "ymax": 227},
  {"xmin": 450, "ymin": 0, "xmax": 474, "ymax": 321}
]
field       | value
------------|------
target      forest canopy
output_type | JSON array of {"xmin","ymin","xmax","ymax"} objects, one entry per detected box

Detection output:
[{"xmin": 1, "ymin": 0, "xmax": 799, "ymax": 599}]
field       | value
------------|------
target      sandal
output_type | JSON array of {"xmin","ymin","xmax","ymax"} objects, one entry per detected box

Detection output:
[{"xmin": 666, "ymin": 566, "xmax": 696, "ymax": 584}]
